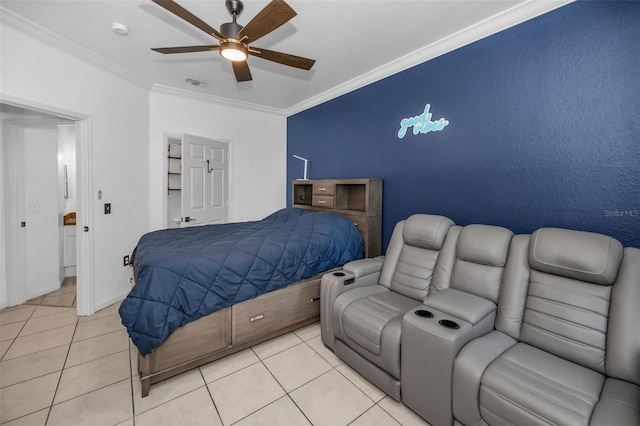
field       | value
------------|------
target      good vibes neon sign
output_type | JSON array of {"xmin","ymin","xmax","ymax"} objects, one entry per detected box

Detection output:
[{"xmin": 398, "ymin": 104, "xmax": 449, "ymax": 139}]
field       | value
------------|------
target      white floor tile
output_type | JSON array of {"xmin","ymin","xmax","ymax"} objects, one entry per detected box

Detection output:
[
  {"xmin": 0, "ymin": 306, "xmax": 35, "ymax": 326},
  {"xmin": 0, "ymin": 339, "xmax": 12, "ymax": 359},
  {"xmin": 3, "ymin": 325, "xmax": 75, "ymax": 360},
  {"xmin": 306, "ymin": 335, "xmax": 343, "ymax": 367},
  {"xmin": 200, "ymin": 348, "xmax": 260, "ymax": 383},
  {"xmin": 65, "ymin": 329, "xmax": 129, "ymax": 367},
  {"xmin": 73, "ymin": 314, "xmax": 124, "ymax": 341},
  {"xmin": 78, "ymin": 301, "xmax": 122, "ymax": 323},
  {"xmin": 263, "ymin": 343, "xmax": 332, "ymax": 392},
  {"xmin": 0, "ymin": 371, "xmax": 60, "ymax": 423},
  {"xmin": 115, "ymin": 418, "xmax": 134, "ymax": 426},
  {"xmin": 18, "ymin": 310, "xmax": 77, "ymax": 337},
  {"xmin": 0, "ymin": 345, "xmax": 68, "ymax": 388},
  {"xmin": 351, "ymin": 405, "xmax": 401, "ymax": 426},
  {"xmin": 234, "ymin": 396, "xmax": 311, "ymax": 426},
  {"xmin": 378, "ymin": 397, "xmax": 430, "ymax": 426},
  {"xmin": 31, "ymin": 306, "xmax": 76, "ymax": 319},
  {"xmin": 293, "ymin": 322, "xmax": 321, "ymax": 341},
  {"xmin": 251, "ymin": 332, "xmax": 303, "ymax": 360},
  {"xmin": 0, "ymin": 408, "xmax": 49, "ymax": 426},
  {"xmin": 54, "ymin": 350, "xmax": 130, "ymax": 404},
  {"xmin": 47, "ymin": 379, "xmax": 133, "ymax": 426},
  {"xmin": 291, "ymin": 370, "xmax": 373, "ymax": 426},
  {"xmin": 1, "ymin": 321, "xmax": 25, "ymax": 341},
  {"xmin": 336, "ymin": 363, "xmax": 386, "ymax": 403},
  {"xmin": 132, "ymin": 368, "xmax": 206, "ymax": 415},
  {"xmin": 208, "ymin": 362, "xmax": 286, "ymax": 425},
  {"xmin": 135, "ymin": 387, "xmax": 222, "ymax": 426}
]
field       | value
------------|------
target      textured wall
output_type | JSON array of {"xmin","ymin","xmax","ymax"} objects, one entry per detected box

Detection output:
[{"xmin": 287, "ymin": 1, "xmax": 640, "ymax": 250}]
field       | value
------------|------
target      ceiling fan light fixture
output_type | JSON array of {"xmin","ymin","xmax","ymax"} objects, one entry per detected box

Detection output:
[{"xmin": 220, "ymin": 40, "xmax": 248, "ymax": 62}]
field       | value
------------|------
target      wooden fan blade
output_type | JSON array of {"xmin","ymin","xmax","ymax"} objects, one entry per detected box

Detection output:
[
  {"xmin": 152, "ymin": 45, "xmax": 219, "ymax": 54},
  {"xmin": 232, "ymin": 60, "xmax": 252, "ymax": 82},
  {"xmin": 152, "ymin": 0, "xmax": 224, "ymax": 41},
  {"xmin": 249, "ymin": 47, "xmax": 315, "ymax": 70},
  {"xmin": 237, "ymin": 0, "xmax": 296, "ymax": 44}
]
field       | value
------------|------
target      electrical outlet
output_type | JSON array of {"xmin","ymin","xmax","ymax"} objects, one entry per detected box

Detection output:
[
  {"xmin": 104, "ymin": 203, "xmax": 111, "ymax": 214},
  {"xmin": 123, "ymin": 255, "xmax": 130, "ymax": 266}
]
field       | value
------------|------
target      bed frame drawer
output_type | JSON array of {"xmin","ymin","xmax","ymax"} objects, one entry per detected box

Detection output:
[
  {"xmin": 231, "ymin": 279, "xmax": 321, "ymax": 344},
  {"xmin": 148, "ymin": 308, "xmax": 231, "ymax": 372}
]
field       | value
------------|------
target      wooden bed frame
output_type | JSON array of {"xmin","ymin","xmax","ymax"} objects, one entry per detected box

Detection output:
[
  {"xmin": 137, "ymin": 270, "xmax": 333, "ymax": 397},
  {"xmin": 136, "ymin": 179, "xmax": 382, "ymax": 397}
]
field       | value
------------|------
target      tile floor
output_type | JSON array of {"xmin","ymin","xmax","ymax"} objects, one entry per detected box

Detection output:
[
  {"xmin": 0, "ymin": 301, "xmax": 430, "ymax": 426},
  {"xmin": 25, "ymin": 278, "xmax": 77, "ymax": 308}
]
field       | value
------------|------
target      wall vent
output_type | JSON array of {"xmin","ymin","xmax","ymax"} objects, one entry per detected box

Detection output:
[{"xmin": 184, "ymin": 77, "xmax": 210, "ymax": 87}]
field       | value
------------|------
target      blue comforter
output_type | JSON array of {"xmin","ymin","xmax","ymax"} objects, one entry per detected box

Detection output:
[{"xmin": 119, "ymin": 208, "xmax": 363, "ymax": 355}]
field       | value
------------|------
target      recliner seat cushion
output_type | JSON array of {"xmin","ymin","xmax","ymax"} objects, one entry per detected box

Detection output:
[
  {"xmin": 340, "ymin": 290, "xmax": 421, "ymax": 379},
  {"xmin": 480, "ymin": 342, "xmax": 605, "ymax": 426}
]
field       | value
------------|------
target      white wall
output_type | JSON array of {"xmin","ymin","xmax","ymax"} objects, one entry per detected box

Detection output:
[
  {"xmin": 149, "ymin": 90, "xmax": 287, "ymax": 230},
  {"xmin": 1, "ymin": 23, "xmax": 150, "ymax": 310},
  {"xmin": 24, "ymin": 127, "xmax": 60, "ymax": 298}
]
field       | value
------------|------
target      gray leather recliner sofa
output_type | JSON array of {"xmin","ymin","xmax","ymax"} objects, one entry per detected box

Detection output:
[
  {"xmin": 320, "ymin": 214, "xmax": 456, "ymax": 399},
  {"xmin": 321, "ymin": 216, "xmax": 640, "ymax": 426},
  {"xmin": 452, "ymin": 227, "xmax": 640, "ymax": 426}
]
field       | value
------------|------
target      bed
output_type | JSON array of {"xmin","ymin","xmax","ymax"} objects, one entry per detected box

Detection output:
[{"xmin": 119, "ymin": 208, "xmax": 363, "ymax": 396}]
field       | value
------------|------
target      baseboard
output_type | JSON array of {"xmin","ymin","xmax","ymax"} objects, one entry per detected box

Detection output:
[{"xmin": 94, "ymin": 288, "xmax": 129, "ymax": 313}]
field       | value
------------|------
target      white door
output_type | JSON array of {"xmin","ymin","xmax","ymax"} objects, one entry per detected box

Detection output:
[{"xmin": 181, "ymin": 134, "xmax": 229, "ymax": 226}]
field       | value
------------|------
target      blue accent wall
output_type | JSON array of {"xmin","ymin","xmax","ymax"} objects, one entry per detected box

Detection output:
[{"xmin": 287, "ymin": 1, "xmax": 640, "ymax": 250}]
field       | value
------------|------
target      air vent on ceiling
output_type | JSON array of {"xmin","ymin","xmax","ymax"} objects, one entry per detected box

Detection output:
[{"xmin": 184, "ymin": 77, "xmax": 210, "ymax": 88}]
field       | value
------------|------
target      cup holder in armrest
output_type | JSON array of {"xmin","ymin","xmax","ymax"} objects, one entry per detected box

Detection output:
[
  {"xmin": 415, "ymin": 309, "xmax": 434, "ymax": 318},
  {"xmin": 333, "ymin": 272, "xmax": 346, "ymax": 277},
  {"xmin": 439, "ymin": 319, "xmax": 460, "ymax": 329}
]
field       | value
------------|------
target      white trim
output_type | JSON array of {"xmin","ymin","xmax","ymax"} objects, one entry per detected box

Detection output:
[
  {"xmin": 150, "ymin": 85, "xmax": 285, "ymax": 116},
  {"xmin": 75, "ymin": 118, "xmax": 94, "ymax": 316},
  {"xmin": 0, "ymin": 94, "xmax": 95, "ymax": 315},
  {"xmin": 284, "ymin": 0, "xmax": 574, "ymax": 116},
  {"xmin": 0, "ymin": 7, "xmax": 149, "ymax": 91},
  {"xmin": 94, "ymin": 288, "xmax": 129, "ymax": 313}
]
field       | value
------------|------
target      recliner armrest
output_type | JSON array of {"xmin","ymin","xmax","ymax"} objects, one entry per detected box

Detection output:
[
  {"xmin": 320, "ymin": 262, "xmax": 382, "ymax": 350},
  {"xmin": 424, "ymin": 288, "xmax": 496, "ymax": 326},
  {"xmin": 343, "ymin": 258, "xmax": 384, "ymax": 279}
]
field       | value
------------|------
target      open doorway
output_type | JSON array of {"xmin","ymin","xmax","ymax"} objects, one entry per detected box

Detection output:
[{"xmin": 1, "ymin": 99, "xmax": 94, "ymax": 315}]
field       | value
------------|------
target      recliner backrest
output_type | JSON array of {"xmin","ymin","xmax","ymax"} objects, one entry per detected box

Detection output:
[
  {"xmin": 521, "ymin": 228, "xmax": 623, "ymax": 374},
  {"xmin": 448, "ymin": 224, "xmax": 513, "ymax": 304},
  {"xmin": 378, "ymin": 214, "xmax": 454, "ymax": 300},
  {"xmin": 606, "ymin": 247, "xmax": 640, "ymax": 385}
]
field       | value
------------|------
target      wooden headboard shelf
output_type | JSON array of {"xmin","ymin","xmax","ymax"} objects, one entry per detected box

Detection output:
[{"xmin": 292, "ymin": 179, "xmax": 382, "ymax": 258}]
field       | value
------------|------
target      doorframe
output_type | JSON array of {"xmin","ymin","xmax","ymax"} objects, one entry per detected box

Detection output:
[{"xmin": 1, "ymin": 94, "xmax": 95, "ymax": 315}]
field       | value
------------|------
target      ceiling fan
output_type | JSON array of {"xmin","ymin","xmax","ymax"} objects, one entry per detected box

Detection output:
[{"xmin": 151, "ymin": 0, "xmax": 315, "ymax": 82}]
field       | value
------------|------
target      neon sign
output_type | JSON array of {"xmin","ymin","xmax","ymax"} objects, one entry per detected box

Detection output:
[{"xmin": 398, "ymin": 104, "xmax": 449, "ymax": 139}]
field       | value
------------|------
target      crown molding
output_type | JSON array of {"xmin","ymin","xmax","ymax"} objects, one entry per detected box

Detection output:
[
  {"xmin": 284, "ymin": 0, "xmax": 574, "ymax": 117},
  {"xmin": 1, "ymin": 7, "xmax": 150, "ymax": 91},
  {"xmin": 150, "ymin": 84, "xmax": 286, "ymax": 116},
  {"xmin": 2, "ymin": 1, "xmax": 574, "ymax": 118}
]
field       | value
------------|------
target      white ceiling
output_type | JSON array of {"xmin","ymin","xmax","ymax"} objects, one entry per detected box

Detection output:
[{"xmin": 1, "ymin": 0, "xmax": 571, "ymax": 114}]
